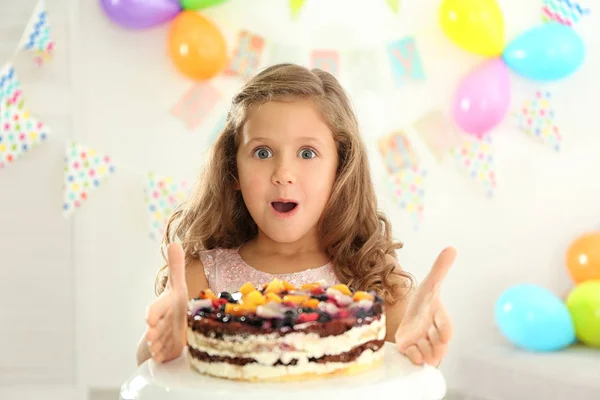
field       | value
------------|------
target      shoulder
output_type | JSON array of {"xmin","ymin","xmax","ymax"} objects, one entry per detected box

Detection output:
[{"xmin": 186, "ymin": 257, "xmax": 209, "ymax": 300}]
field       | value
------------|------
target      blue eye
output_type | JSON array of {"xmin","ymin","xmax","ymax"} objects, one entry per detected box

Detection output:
[
  {"xmin": 253, "ymin": 148, "xmax": 272, "ymax": 159},
  {"xmin": 299, "ymin": 148, "xmax": 317, "ymax": 159}
]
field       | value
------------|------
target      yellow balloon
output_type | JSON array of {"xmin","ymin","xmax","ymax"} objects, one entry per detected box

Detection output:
[{"xmin": 439, "ymin": 0, "xmax": 505, "ymax": 56}]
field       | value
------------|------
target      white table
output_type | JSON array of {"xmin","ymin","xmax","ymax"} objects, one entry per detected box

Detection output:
[
  {"xmin": 120, "ymin": 343, "xmax": 447, "ymax": 400},
  {"xmin": 458, "ymin": 340, "xmax": 600, "ymax": 400}
]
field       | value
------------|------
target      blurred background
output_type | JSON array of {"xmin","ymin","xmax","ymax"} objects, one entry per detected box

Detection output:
[{"xmin": 1, "ymin": 0, "xmax": 599, "ymax": 399}]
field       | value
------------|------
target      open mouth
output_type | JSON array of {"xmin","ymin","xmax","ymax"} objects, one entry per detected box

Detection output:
[{"xmin": 271, "ymin": 201, "xmax": 298, "ymax": 213}]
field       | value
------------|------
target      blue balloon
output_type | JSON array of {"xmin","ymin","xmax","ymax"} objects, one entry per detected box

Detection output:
[
  {"xmin": 494, "ymin": 284, "xmax": 576, "ymax": 352},
  {"xmin": 503, "ymin": 22, "xmax": 585, "ymax": 81}
]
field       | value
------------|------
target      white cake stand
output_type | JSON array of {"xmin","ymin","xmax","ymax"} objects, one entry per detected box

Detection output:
[{"xmin": 119, "ymin": 343, "xmax": 447, "ymax": 400}]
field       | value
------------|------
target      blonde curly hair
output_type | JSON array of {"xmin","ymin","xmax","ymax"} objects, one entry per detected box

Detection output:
[{"xmin": 155, "ymin": 63, "xmax": 414, "ymax": 303}]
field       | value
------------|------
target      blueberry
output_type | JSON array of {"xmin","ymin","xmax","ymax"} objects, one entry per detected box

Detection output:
[
  {"xmin": 355, "ymin": 309, "xmax": 369, "ymax": 320},
  {"xmin": 283, "ymin": 316, "xmax": 296, "ymax": 327},
  {"xmin": 299, "ymin": 307, "xmax": 315, "ymax": 314},
  {"xmin": 284, "ymin": 310, "xmax": 298, "ymax": 318},
  {"xmin": 219, "ymin": 291, "xmax": 236, "ymax": 303},
  {"xmin": 317, "ymin": 312, "xmax": 331, "ymax": 323},
  {"xmin": 311, "ymin": 294, "xmax": 328, "ymax": 301}
]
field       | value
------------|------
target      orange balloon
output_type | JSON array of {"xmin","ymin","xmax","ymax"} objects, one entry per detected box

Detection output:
[
  {"xmin": 167, "ymin": 11, "xmax": 227, "ymax": 80},
  {"xmin": 566, "ymin": 232, "xmax": 600, "ymax": 284}
]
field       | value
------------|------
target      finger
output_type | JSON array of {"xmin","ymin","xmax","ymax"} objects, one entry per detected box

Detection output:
[
  {"xmin": 405, "ymin": 345, "xmax": 424, "ymax": 365},
  {"xmin": 167, "ymin": 243, "xmax": 187, "ymax": 293},
  {"xmin": 433, "ymin": 307, "xmax": 453, "ymax": 343},
  {"xmin": 416, "ymin": 338, "xmax": 435, "ymax": 366},
  {"xmin": 395, "ymin": 325, "xmax": 426, "ymax": 352},
  {"xmin": 145, "ymin": 295, "xmax": 171, "ymax": 326},
  {"xmin": 146, "ymin": 314, "xmax": 171, "ymax": 343},
  {"xmin": 420, "ymin": 247, "xmax": 456, "ymax": 293}
]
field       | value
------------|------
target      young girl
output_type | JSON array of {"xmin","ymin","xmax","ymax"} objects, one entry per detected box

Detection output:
[{"xmin": 137, "ymin": 63, "xmax": 456, "ymax": 369}]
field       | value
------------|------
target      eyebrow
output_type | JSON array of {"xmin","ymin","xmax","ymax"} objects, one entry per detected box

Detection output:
[{"xmin": 246, "ymin": 136, "xmax": 326, "ymax": 146}]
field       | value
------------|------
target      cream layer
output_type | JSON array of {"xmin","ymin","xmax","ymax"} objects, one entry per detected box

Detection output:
[
  {"xmin": 189, "ymin": 347, "xmax": 384, "ymax": 381},
  {"xmin": 187, "ymin": 316, "xmax": 386, "ymax": 365}
]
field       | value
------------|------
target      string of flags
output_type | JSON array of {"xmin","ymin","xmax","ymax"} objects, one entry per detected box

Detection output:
[{"xmin": 0, "ymin": 0, "xmax": 587, "ymax": 235}]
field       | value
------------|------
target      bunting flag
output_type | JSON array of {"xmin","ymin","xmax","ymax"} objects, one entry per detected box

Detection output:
[
  {"xmin": 289, "ymin": 0, "xmax": 306, "ymax": 20},
  {"xmin": 0, "ymin": 64, "xmax": 26, "ymax": 124},
  {"xmin": 387, "ymin": 0, "xmax": 401, "ymax": 14},
  {"xmin": 542, "ymin": 0, "xmax": 590, "ymax": 25},
  {"xmin": 224, "ymin": 30, "xmax": 266, "ymax": 80},
  {"xmin": 378, "ymin": 131, "xmax": 426, "ymax": 225},
  {"xmin": 309, "ymin": 50, "xmax": 340, "ymax": 76},
  {"xmin": 0, "ymin": 109, "xmax": 49, "ymax": 169},
  {"xmin": 386, "ymin": 36, "xmax": 426, "ymax": 87},
  {"xmin": 450, "ymin": 134, "xmax": 496, "ymax": 197},
  {"xmin": 18, "ymin": 0, "xmax": 55, "ymax": 66},
  {"xmin": 412, "ymin": 109, "xmax": 465, "ymax": 161},
  {"xmin": 144, "ymin": 172, "xmax": 190, "ymax": 241},
  {"xmin": 517, "ymin": 90, "xmax": 561, "ymax": 151},
  {"xmin": 171, "ymin": 83, "xmax": 221, "ymax": 131},
  {"xmin": 62, "ymin": 142, "xmax": 116, "ymax": 217}
]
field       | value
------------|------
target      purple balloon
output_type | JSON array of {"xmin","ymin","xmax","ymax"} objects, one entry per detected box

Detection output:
[
  {"xmin": 99, "ymin": 0, "xmax": 181, "ymax": 29},
  {"xmin": 452, "ymin": 58, "xmax": 511, "ymax": 137}
]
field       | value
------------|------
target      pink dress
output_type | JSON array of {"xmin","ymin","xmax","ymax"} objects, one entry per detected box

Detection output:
[{"xmin": 198, "ymin": 248, "xmax": 341, "ymax": 294}]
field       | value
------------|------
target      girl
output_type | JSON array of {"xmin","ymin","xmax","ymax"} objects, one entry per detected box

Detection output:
[{"xmin": 138, "ymin": 63, "xmax": 456, "ymax": 369}]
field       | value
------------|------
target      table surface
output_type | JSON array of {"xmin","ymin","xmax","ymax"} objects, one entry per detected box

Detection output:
[{"xmin": 120, "ymin": 343, "xmax": 447, "ymax": 400}]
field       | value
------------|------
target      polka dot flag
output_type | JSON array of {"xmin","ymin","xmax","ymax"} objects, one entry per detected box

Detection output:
[
  {"xmin": 19, "ymin": 0, "xmax": 55, "ymax": 66},
  {"xmin": 144, "ymin": 172, "xmax": 190, "ymax": 241},
  {"xmin": 378, "ymin": 131, "xmax": 426, "ymax": 226},
  {"xmin": 0, "ymin": 64, "xmax": 49, "ymax": 168},
  {"xmin": 518, "ymin": 90, "xmax": 561, "ymax": 152},
  {"xmin": 450, "ymin": 134, "xmax": 496, "ymax": 197},
  {"xmin": 542, "ymin": 0, "xmax": 590, "ymax": 26},
  {"xmin": 63, "ymin": 142, "xmax": 115, "ymax": 217}
]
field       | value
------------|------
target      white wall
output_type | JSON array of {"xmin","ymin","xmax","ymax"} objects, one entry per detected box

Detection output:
[{"xmin": 1, "ymin": 0, "xmax": 599, "ymax": 396}]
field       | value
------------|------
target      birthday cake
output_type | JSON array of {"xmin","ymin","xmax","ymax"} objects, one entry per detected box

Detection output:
[{"xmin": 186, "ymin": 278, "xmax": 386, "ymax": 381}]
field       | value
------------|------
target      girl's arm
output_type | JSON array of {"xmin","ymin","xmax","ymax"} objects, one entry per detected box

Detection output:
[{"xmin": 136, "ymin": 257, "xmax": 209, "ymax": 366}]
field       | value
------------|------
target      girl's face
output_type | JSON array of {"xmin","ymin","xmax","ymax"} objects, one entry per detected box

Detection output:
[{"xmin": 236, "ymin": 99, "xmax": 338, "ymax": 245}]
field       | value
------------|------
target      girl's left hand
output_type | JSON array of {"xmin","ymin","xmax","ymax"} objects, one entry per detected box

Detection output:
[{"xmin": 394, "ymin": 247, "xmax": 456, "ymax": 367}]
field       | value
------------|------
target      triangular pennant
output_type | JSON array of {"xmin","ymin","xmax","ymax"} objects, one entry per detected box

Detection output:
[
  {"xmin": 0, "ymin": 64, "xmax": 26, "ymax": 121},
  {"xmin": 542, "ymin": 0, "xmax": 590, "ymax": 26},
  {"xmin": 517, "ymin": 90, "xmax": 561, "ymax": 151},
  {"xmin": 0, "ymin": 109, "xmax": 49, "ymax": 169},
  {"xmin": 386, "ymin": 167, "xmax": 426, "ymax": 228},
  {"xmin": 386, "ymin": 0, "xmax": 400, "ymax": 14},
  {"xmin": 18, "ymin": 0, "xmax": 55, "ymax": 66},
  {"xmin": 62, "ymin": 142, "xmax": 115, "ymax": 217},
  {"xmin": 290, "ymin": 0, "xmax": 306, "ymax": 20},
  {"xmin": 450, "ymin": 134, "xmax": 496, "ymax": 197},
  {"xmin": 378, "ymin": 131, "xmax": 426, "ymax": 227},
  {"xmin": 144, "ymin": 172, "xmax": 190, "ymax": 241},
  {"xmin": 412, "ymin": 109, "xmax": 465, "ymax": 162}
]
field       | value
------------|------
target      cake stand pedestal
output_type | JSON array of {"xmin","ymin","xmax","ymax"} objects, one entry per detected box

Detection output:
[{"xmin": 119, "ymin": 343, "xmax": 446, "ymax": 400}]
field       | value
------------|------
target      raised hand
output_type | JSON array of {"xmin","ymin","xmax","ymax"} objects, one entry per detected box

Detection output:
[
  {"xmin": 144, "ymin": 243, "xmax": 189, "ymax": 363},
  {"xmin": 395, "ymin": 247, "xmax": 456, "ymax": 367}
]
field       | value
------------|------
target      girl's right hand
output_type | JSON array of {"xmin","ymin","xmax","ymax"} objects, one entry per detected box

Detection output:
[{"xmin": 144, "ymin": 243, "xmax": 189, "ymax": 363}]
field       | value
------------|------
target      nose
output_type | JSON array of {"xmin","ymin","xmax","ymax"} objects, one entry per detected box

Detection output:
[{"xmin": 271, "ymin": 162, "xmax": 296, "ymax": 186}]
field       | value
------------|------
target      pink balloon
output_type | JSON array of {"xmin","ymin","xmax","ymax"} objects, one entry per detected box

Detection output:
[{"xmin": 452, "ymin": 58, "xmax": 510, "ymax": 136}]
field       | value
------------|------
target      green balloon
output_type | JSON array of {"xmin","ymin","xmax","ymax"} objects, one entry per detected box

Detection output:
[
  {"xmin": 180, "ymin": 0, "xmax": 228, "ymax": 10},
  {"xmin": 566, "ymin": 280, "xmax": 600, "ymax": 348}
]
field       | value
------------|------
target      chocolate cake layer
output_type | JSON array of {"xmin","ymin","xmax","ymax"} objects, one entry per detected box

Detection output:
[
  {"xmin": 188, "ymin": 312, "xmax": 383, "ymax": 339},
  {"xmin": 188, "ymin": 339, "xmax": 385, "ymax": 366}
]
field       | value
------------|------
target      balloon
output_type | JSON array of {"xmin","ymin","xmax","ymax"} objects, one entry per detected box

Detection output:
[
  {"xmin": 180, "ymin": 0, "xmax": 228, "ymax": 10},
  {"xmin": 495, "ymin": 284, "xmax": 576, "ymax": 352},
  {"xmin": 566, "ymin": 280, "xmax": 600, "ymax": 348},
  {"xmin": 439, "ymin": 0, "xmax": 505, "ymax": 56},
  {"xmin": 503, "ymin": 22, "xmax": 585, "ymax": 81},
  {"xmin": 167, "ymin": 11, "xmax": 227, "ymax": 81},
  {"xmin": 99, "ymin": 0, "xmax": 181, "ymax": 29},
  {"xmin": 565, "ymin": 232, "xmax": 600, "ymax": 284},
  {"xmin": 452, "ymin": 58, "xmax": 510, "ymax": 136}
]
